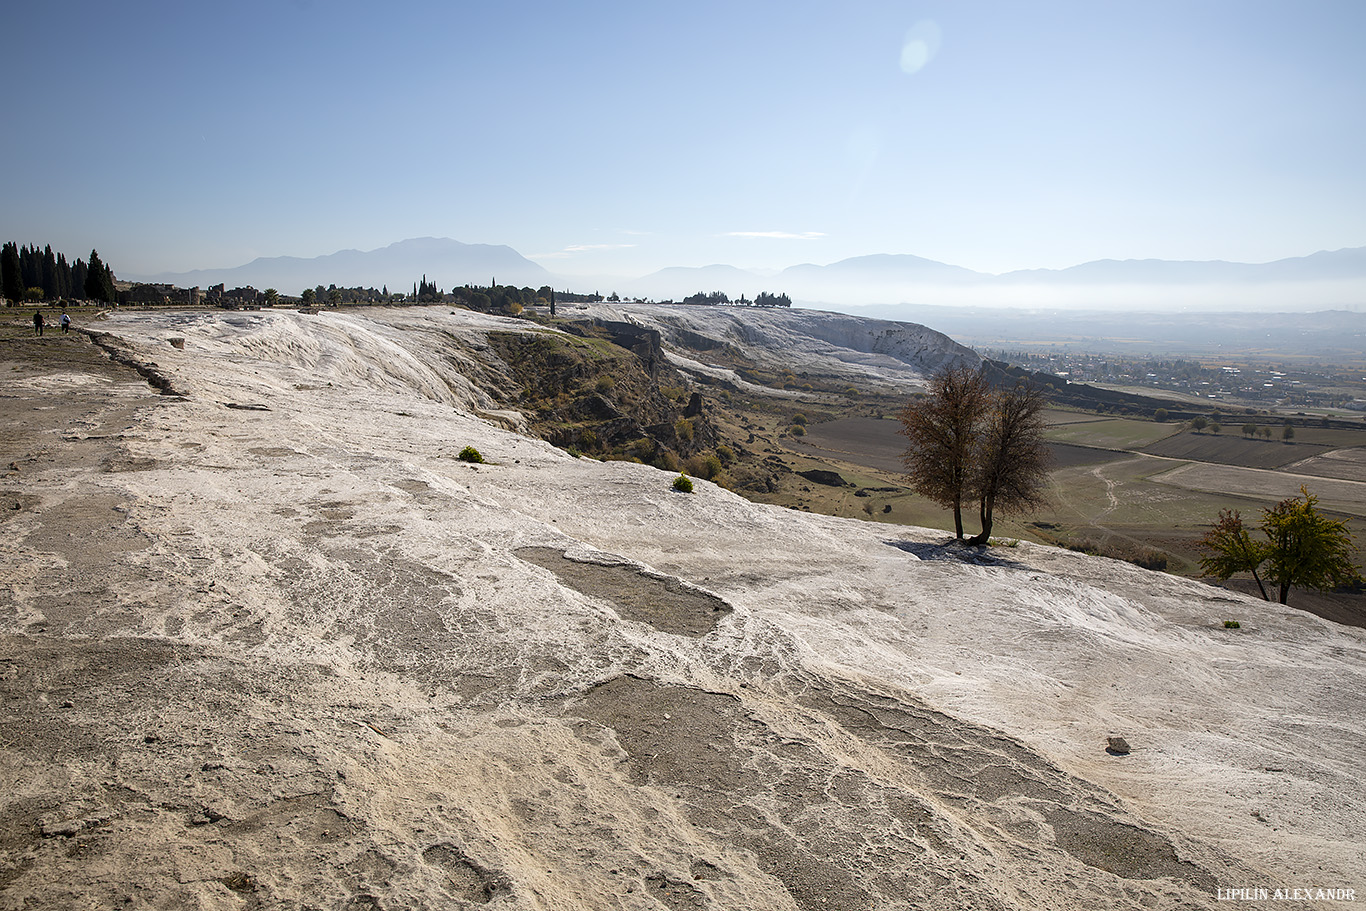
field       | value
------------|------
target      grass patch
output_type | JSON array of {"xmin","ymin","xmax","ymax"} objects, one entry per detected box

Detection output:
[{"xmin": 1044, "ymin": 417, "xmax": 1180, "ymax": 449}]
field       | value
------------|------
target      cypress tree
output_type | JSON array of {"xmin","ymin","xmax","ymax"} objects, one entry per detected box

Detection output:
[
  {"xmin": 1, "ymin": 242, "xmax": 22, "ymax": 303},
  {"xmin": 56, "ymin": 253, "xmax": 71, "ymax": 299},
  {"xmin": 72, "ymin": 259, "xmax": 88, "ymax": 300},
  {"xmin": 84, "ymin": 249, "xmax": 116, "ymax": 302},
  {"xmin": 20, "ymin": 245, "xmax": 40, "ymax": 289},
  {"xmin": 41, "ymin": 245, "xmax": 59, "ymax": 301}
]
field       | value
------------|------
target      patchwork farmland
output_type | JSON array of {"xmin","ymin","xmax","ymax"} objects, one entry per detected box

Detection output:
[{"xmin": 783, "ymin": 409, "xmax": 1366, "ymax": 622}]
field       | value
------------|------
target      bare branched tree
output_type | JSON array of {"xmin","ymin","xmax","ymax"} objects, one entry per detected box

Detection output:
[
  {"xmin": 898, "ymin": 365, "xmax": 991, "ymax": 540},
  {"xmin": 967, "ymin": 381, "xmax": 1051, "ymax": 545}
]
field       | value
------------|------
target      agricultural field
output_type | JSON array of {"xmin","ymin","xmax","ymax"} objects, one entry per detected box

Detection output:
[
  {"xmin": 795, "ymin": 416, "xmax": 1143, "ymax": 475},
  {"xmin": 1140, "ymin": 431, "xmax": 1330, "ymax": 469},
  {"xmin": 738, "ymin": 399, "xmax": 1366, "ymax": 597},
  {"xmin": 1259, "ymin": 425, "xmax": 1366, "ymax": 447},
  {"xmin": 1045, "ymin": 442, "xmax": 1126, "ymax": 469},
  {"xmin": 1284, "ymin": 447, "xmax": 1366, "ymax": 483},
  {"xmin": 1041, "ymin": 409, "xmax": 1118, "ymax": 425},
  {"xmin": 787, "ymin": 415, "xmax": 906, "ymax": 473},
  {"xmin": 1152, "ymin": 462, "xmax": 1366, "ymax": 517},
  {"xmin": 1043, "ymin": 415, "xmax": 1178, "ymax": 450}
]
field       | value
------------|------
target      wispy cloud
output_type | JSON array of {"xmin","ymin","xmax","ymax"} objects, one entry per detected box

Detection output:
[
  {"xmin": 724, "ymin": 231, "xmax": 827, "ymax": 240},
  {"xmin": 528, "ymin": 243, "xmax": 637, "ymax": 260}
]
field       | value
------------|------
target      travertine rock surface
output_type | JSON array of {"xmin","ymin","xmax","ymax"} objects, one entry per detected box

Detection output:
[{"xmin": 2, "ymin": 307, "xmax": 1362, "ymax": 910}]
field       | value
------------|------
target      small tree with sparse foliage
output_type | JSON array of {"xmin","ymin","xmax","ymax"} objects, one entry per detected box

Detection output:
[
  {"xmin": 900, "ymin": 366, "xmax": 1050, "ymax": 544},
  {"xmin": 1199, "ymin": 510, "xmax": 1270, "ymax": 600},
  {"xmin": 1261, "ymin": 488, "xmax": 1357, "ymax": 604},
  {"xmin": 967, "ymin": 381, "xmax": 1051, "ymax": 546},
  {"xmin": 898, "ymin": 365, "xmax": 990, "ymax": 540},
  {"xmin": 1199, "ymin": 488, "xmax": 1359, "ymax": 605}
]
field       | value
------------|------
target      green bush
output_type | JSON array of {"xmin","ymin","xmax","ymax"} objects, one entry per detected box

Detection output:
[
  {"xmin": 715, "ymin": 444, "xmax": 735, "ymax": 465},
  {"xmin": 672, "ymin": 474, "xmax": 694, "ymax": 493},
  {"xmin": 791, "ymin": 424, "xmax": 806, "ymax": 437},
  {"xmin": 673, "ymin": 417, "xmax": 694, "ymax": 443},
  {"xmin": 457, "ymin": 445, "xmax": 484, "ymax": 463},
  {"xmin": 1224, "ymin": 619, "xmax": 1241, "ymax": 629},
  {"xmin": 792, "ymin": 413, "xmax": 808, "ymax": 426},
  {"xmin": 686, "ymin": 453, "xmax": 723, "ymax": 480}
]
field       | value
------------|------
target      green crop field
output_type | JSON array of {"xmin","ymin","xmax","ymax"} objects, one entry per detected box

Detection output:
[
  {"xmin": 1044, "ymin": 417, "xmax": 1178, "ymax": 450},
  {"xmin": 1042, "ymin": 409, "xmax": 1114, "ymax": 425}
]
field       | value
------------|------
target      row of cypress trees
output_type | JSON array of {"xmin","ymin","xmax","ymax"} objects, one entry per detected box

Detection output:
[{"xmin": 1, "ymin": 242, "xmax": 117, "ymax": 304}]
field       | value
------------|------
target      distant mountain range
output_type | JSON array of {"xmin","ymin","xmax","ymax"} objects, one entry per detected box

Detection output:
[
  {"xmin": 127, "ymin": 237, "xmax": 553, "ymax": 294},
  {"xmin": 126, "ymin": 238, "xmax": 1366, "ymax": 312},
  {"xmin": 633, "ymin": 246, "xmax": 1366, "ymax": 311}
]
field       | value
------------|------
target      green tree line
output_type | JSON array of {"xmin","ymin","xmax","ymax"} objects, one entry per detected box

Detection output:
[{"xmin": 2, "ymin": 242, "xmax": 117, "ymax": 304}]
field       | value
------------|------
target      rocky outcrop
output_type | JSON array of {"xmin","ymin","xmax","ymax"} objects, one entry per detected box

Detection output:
[{"xmin": 579, "ymin": 303, "xmax": 980, "ymax": 390}]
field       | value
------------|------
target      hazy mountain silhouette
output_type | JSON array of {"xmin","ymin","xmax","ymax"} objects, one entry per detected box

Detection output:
[
  {"xmin": 1000, "ymin": 247, "xmax": 1366, "ymax": 284},
  {"xmin": 783, "ymin": 253, "xmax": 985, "ymax": 283},
  {"xmin": 129, "ymin": 237, "xmax": 552, "ymax": 293},
  {"xmin": 128, "ymin": 239, "xmax": 1366, "ymax": 311}
]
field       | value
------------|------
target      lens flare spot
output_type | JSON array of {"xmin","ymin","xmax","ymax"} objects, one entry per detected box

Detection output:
[{"xmin": 900, "ymin": 20, "xmax": 942, "ymax": 75}]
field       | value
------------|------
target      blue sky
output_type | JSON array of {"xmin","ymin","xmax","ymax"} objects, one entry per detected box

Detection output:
[{"xmin": 4, "ymin": 1, "xmax": 1364, "ymax": 280}]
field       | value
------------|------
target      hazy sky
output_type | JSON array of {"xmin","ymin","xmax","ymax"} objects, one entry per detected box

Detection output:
[{"xmin": 4, "ymin": 1, "xmax": 1365, "ymax": 280}]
